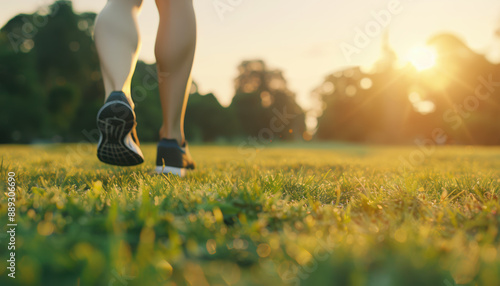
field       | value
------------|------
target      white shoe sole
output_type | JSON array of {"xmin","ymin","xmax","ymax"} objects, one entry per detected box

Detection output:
[{"xmin": 155, "ymin": 166, "xmax": 188, "ymax": 177}]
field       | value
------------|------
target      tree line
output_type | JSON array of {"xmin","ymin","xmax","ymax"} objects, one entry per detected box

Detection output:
[
  {"xmin": 2, "ymin": 1, "xmax": 500, "ymax": 145},
  {"xmin": 0, "ymin": 1, "xmax": 305, "ymax": 144},
  {"xmin": 314, "ymin": 34, "xmax": 500, "ymax": 145}
]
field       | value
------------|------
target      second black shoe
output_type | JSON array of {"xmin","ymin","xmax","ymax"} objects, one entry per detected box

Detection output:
[
  {"xmin": 97, "ymin": 91, "xmax": 144, "ymax": 166},
  {"xmin": 155, "ymin": 139, "xmax": 196, "ymax": 177}
]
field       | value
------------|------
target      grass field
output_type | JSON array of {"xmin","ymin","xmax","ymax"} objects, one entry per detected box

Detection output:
[{"xmin": 1, "ymin": 144, "xmax": 500, "ymax": 286}]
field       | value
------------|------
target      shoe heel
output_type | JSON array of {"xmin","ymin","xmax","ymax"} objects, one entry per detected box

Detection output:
[
  {"xmin": 96, "ymin": 101, "xmax": 143, "ymax": 166},
  {"xmin": 97, "ymin": 101, "xmax": 135, "ymax": 138}
]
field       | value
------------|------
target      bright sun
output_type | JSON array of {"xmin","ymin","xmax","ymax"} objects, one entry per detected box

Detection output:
[{"xmin": 407, "ymin": 46, "xmax": 437, "ymax": 71}]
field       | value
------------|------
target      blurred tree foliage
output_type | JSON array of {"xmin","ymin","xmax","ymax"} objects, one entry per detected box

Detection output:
[
  {"xmin": 315, "ymin": 34, "xmax": 500, "ymax": 145},
  {"xmin": 0, "ymin": 1, "xmax": 306, "ymax": 144},
  {"xmin": 0, "ymin": 28, "xmax": 44, "ymax": 143},
  {"xmin": 185, "ymin": 82, "xmax": 242, "ymax": 142},
  {"xmin": 230, "ymin": 60, "xmax": 306, "ymax": 141},
  {"xmin": 1, "ymin": 1, "xmax": 102, "ymax": 143}
]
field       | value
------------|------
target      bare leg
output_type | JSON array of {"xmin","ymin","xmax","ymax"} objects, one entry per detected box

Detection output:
[
  {"xmin": 94, "ymin": 0, "xmax": 145, "ymax": 167},
  {"xmin": 94, "ymin": 0, "xmax": 144, "ymax": 107},
  {"xmin": 155, "ymin": 0, "xmax": 197, "ymax": 145}
]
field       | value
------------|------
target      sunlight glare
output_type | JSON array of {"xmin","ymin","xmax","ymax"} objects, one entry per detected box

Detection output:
[{"xmin": 407, "ymin": 46, "xmax": 437, "ymax": 71}]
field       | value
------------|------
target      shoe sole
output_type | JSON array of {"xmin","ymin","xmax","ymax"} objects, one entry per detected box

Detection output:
[
  {"xmin": 155, "ymin": 166, "xmax": 188, "ymax": 177},
  {"xmin": 97, "ymin": 101, "xmax": 144, "ymax": 166}
]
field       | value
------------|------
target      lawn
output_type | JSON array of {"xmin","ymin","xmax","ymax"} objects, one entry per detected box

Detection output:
[{"xmin": 1, "ymin": 144, "xmax": 500, "ymax": 286}]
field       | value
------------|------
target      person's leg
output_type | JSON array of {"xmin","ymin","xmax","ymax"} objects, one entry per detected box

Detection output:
[
  {"xmin": 155, "ymin": 0, "xmax": 197, "ymax": 145},
  {"xmin": 154, "ymin": 0, "xmax": 197, "ymax": 176},
  {"xmin": 94, "ymin": 0, "xmax": 145, "ymax": 166},
  {"xmin": 94, "ymin": 0, "xmax": 144, "ymax": 107}
]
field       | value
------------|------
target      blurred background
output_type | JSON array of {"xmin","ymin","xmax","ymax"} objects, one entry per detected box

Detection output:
[{"xmin": 2, "ymin": 0, "xmax": 500, "ymax": 145}]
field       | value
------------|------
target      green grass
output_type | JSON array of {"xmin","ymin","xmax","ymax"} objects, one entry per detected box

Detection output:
[{"xmin": 1, "ymin": 144, "xmax": 500, "ymax": 286}]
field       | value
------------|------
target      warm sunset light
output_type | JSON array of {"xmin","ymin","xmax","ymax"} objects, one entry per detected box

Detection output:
[
  {"xmin": 4, "ymin": 1, "xmax": 500, "ymax": 285},
  {"xmin": 407, "ymin": 46, "xmax": 437, "ymax": 71}
]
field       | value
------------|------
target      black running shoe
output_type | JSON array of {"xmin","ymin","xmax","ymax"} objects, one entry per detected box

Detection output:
[
  {"xmin": 155, "ymin": 139, "xmax": 195, "ymax": 176},
  {"xmin": 97, "ymin": 91, "xmax": 144, "ymax": 166}
]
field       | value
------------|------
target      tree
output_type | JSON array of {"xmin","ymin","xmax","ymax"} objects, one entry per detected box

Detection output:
[
  {"xmin": 315, "ymin": 33, "xmax": 500, "ymax": 145},
  {"xmin": 230, "ymin": 60, "xmax": 306, "ymax": 141},
  {"xmin": 185, "ymin": 83, "xmax": 241, "ymax": 142},
  {"xmin": 0, "ymin": 31, "xmax": 45, "ymax": 143}
]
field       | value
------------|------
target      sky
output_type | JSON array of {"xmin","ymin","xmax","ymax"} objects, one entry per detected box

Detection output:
[{"xmin": 2, "ymin": 0, "xmax": 500, "ymax": 111}]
